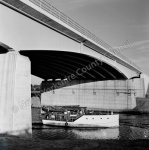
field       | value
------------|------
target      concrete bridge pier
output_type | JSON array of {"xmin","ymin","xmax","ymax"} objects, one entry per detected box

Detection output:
[{"xmin": 0, "ymin": 51, "xmax": 32, "ymax": 137}]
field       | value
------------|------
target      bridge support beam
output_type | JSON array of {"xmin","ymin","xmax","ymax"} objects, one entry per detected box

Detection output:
[{"xmin": 0, "ymin": 51, "xmax": 32, "ymax": 137}]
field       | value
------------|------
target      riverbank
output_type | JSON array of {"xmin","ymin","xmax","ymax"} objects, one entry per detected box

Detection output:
[{"xmin": 0, "ymin": 136, "xmax": 149, "ymax": 150}]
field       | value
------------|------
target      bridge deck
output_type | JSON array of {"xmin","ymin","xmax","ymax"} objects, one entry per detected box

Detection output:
[{"xmin": 0, "ymin": 0, "xmax": 141, "ymax": 73}]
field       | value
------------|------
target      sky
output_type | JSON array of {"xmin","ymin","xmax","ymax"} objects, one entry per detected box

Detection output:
[{"xmin": 32, "ymin": 0, "xmax": 149, "ymax": 84}]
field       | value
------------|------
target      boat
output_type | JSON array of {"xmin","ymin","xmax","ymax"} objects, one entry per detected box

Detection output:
[{"xmin": 41, "ymin": 106, "xmax": 119, "ymax": 128}]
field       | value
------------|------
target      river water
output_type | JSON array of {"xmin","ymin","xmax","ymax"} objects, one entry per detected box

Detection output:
[{"xmin": 32, "ymin": 114, "xmax": 149, "ymax": 140}]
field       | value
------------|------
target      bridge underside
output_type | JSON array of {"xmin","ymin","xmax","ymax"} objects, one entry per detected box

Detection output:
[
  {"xmin": 0, "ymin": 43, "xmax": 11, "ymax": 53},
  {"xmin": 20, "ymin": 50, "xmax": 127, "ymax": 81}
]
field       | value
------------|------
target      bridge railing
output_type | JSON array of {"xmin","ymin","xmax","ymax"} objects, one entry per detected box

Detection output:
[{"xmin": 29, "ymin": 0, "xmax": 141, "ymax": 71}]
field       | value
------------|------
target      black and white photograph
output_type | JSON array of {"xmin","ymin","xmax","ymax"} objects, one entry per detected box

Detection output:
[{"xmin": 0, "ymin": 0, "xmax": 149, "ymax": 149}]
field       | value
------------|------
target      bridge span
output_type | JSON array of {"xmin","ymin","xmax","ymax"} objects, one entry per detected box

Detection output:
[
  {"xmin": 0, "ymin": 0, "xmax": 149, "ymax": 137},
  {"xmin": 0, "ymin": 0, "xmax": 142, "ymax": 79}
]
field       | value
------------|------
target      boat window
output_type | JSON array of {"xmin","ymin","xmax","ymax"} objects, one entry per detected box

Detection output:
[
  {"xmin": 92, "ymin": 118, "xmax": 94, "ymax": 119},
  {"xmin": 100, "ymin": 118, "xmax": 102, "ymax": 119},
  {"xmin": 86, "ymin": 118, "xmax": 88, "ymax": 119}
]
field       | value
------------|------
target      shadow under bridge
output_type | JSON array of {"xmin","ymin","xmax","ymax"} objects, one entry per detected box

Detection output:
[{"xmin": 20, "ymin": 50, "xmax": 127, "ymax": 82}]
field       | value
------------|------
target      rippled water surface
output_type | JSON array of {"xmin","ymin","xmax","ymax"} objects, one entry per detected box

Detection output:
[{"xmin": 32, "ymin": 114, "xmax": 149, "ymax": 140}]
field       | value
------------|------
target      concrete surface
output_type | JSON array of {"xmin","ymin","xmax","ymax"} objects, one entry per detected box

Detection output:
[
  {"xmin": 140, "ymin": 74, "xmax": 149, "ymax": 95},
  {"xmin": 135, "ymin": 97, "xmax": 149, "ymax": 113},
  {"xmin": 41, "ymin": 79, "xmax": 145, "ymax": 110},
  {"xmin": 0, "ymin": 52, "xmax": 32, "ymax": 137}
]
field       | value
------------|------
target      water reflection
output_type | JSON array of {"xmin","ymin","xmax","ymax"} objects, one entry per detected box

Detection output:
[
  {"xmin": 120, "ymin": 114, "xmax": 149, "ymax": 128},
  {"xmin": 119, "ymin": 126, "xmax": 149, "ymax": 139},
  {"xmin": 71, "ymin": 128, "xmax": 119, "ymax": 139},
  {"xmin": 119, "ymin": 114, "xmax": 149, "ymax": 139},
  {"xmin": 33, "ymin": 126, "xmax": 119, "ymax": 140}
]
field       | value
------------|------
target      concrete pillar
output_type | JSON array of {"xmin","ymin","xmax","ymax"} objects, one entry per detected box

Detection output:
[
  {"xmin": 140, "ymin": 73, "xmax": 149, "ymax": 96},
  {"xmin": 0, "ymin": 51, "xmax": 32, "ymax": 137}
]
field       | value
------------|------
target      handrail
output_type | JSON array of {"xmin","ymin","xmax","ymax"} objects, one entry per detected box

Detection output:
[{"xmin": 29, "ymin": 0, "xmax": 141, "ymax": 71}]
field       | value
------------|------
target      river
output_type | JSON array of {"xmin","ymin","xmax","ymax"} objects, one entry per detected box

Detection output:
[{"xmin": 32, "ymin": 114, "xmax": 149, "ymax": 140}]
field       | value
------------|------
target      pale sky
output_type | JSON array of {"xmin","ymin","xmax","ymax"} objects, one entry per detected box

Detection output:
[{"xmin": 32, "ymin": 0, "xmax": 149, "ymax": 84}]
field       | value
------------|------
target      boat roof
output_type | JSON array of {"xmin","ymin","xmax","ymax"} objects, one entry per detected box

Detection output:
[{"xmin": 42, "ymin": 105, "xmax": 86, "ymax": 112}]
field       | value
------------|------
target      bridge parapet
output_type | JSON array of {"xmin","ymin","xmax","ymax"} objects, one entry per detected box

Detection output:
[{"xmin": 28, "ymin": 0, "xmax": 141, "ymax": 71}]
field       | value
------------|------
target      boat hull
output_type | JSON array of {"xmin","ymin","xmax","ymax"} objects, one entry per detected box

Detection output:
[{"xmin": 42, "ymin": 114, "xmax": 119, "ymax": 128}]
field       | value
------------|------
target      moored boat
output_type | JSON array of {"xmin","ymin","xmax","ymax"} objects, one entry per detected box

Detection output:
[{"xmin": 41, "ymin": 106, "xmax": 119, "ymax": 128}]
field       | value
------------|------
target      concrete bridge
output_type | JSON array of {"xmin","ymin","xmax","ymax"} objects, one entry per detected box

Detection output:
[{"xmin": 0, "ymin": 0, "xmax": 149, "ymax": 137}]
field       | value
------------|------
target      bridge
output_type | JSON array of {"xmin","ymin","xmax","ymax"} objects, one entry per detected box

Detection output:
[{"xmin": 0, "ymin": 0, "xmax": 149, "ymax": 137}]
